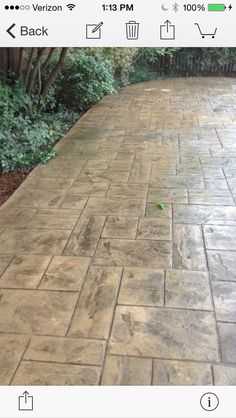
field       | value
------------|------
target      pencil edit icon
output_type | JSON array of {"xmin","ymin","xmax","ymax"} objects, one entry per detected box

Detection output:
[{"xmin": 86, "ymin": 22, "xmax": 103, "ymax": 39}]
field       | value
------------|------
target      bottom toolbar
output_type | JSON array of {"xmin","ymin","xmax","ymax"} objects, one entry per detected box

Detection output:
[{"xmin": 0, "ymin": 386, "xmax": 235, "ymax": 418}]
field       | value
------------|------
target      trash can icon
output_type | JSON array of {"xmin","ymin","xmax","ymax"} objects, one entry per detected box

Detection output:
[{"xmin": 126, "ymin": 21, "xmax": 140, "ymax": 40}]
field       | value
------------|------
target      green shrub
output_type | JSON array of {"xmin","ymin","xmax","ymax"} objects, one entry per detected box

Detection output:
[
  {"xmin": 134, "ymin": 48, "xmax": 169, "ymax": 67},
  {"xmin": 129, "ymin": 67, "xmax": 158, "ymax": 84},
  {"xmin": 101, "ymin": 48, "xmax": 139, "ymax": 86},
  {"xmin": 129, "ymin": 48, "xmax": 179, "ymax": 83},
  {"xmin": 52, "ymin": 50, "xmax": 116, "ymax": 112},
  {"xmin": 0, "ymin": 82, "xmax": 78, "ymax": 173}
]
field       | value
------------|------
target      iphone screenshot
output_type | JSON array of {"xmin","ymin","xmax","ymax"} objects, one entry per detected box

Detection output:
[{"xmin": 0, "ymin": 0, "xmax": 235, "ymax": 417}]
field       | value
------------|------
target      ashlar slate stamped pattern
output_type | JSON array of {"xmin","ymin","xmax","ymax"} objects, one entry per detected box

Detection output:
[{"xmin": 0, "ymin": 78, "xmax": 236, "ymax": 385}]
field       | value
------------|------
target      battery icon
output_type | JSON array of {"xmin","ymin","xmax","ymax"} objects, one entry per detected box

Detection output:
[{"xmin": 208, "ymin": 4, "xmax": 226, "ymax": 11}]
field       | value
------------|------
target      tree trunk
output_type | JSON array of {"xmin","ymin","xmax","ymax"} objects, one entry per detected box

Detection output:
[
  {"xmin": 38, "ymin": 60, "xmax": 42, "ymax": 100},
  {"xmin": 38, "ymin": 47, "xmax": 68, "ymax": 110},
  {"xmin": 41, "ymin": 47, "xmax": 56, "ymax": 74},
  {"xmin": 26, "ymin": 48, "xmax": 46, "ymax": 96},
  {"xmin": 24, "ymin": 48, "xmax": 36, "ymax": 88},
  {"xmin": 18, "ymin": 48, "xmax": 24, "ymax": 81}
]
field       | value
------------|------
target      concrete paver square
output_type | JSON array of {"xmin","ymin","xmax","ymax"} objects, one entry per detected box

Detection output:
[
  {"xmin": 68, "ymin": 266, "xmax": 122, "ymax": 339},
  {"xmin": 108, "ymin": 160, "xmax": 133, "ymax": 171},
  {"xmin": 212, "ymin": 281, "xmax": 236, "ymax": 322},
  {"xmin": 0, "ymin": 229, "xmax": 71, "ymax": 255},
  {"xmin": 151, "ymin": 163, "xmax": 177, "ymax": 176},
  {"xmin": 189, "ymin": 189, "xmax": 234, "ymax": 206},
  {"xmin": 0, "ymin": 255, "xmax": 51, "ymax": 289},
  {"xmin": 0, "ymin": 289, "xmax": 78, "ymax": 335},
  {"xmin": 60, "ymin": 195, "xmax": 88, "ymax": 210},
  {"xmin": 0, "ymin": 254, "xmax": 14, "ymax": 275},
  {"xmin": 150, "ymin": 175, "xmax": 205, "ymax": 189},
  {"xmin": 94, "ymin": 239, "xmax": 172, "ymax": 268},
  {"xmin": 148, "ymin": 188, "xmax": 188, "ymax": 204},
  {"xmin": 204, "ymin": 225, "xmax": 236, "ymax": 250},
  {"xmin": 207, "ymin": 250, "xmax": 236, "ymax": 282},
  {"xmin": 227, "ymin": 178, "xmax": 236, "ymax": 193},
  {"xmin": 101, "ymin": 355, "xmax": 152, "ymax": 385},
  {"xmin": 85, "ymin": 160, "xmax": 110, "ymax": 170},
  {"xmin": 21, "ymin": 176, "xmax": 75, "ymax": 190},
  {"xmin": 40, "ymin": 256, "xmax": 90, "ymax": 291},
  {"xmin": 0, "ymin": 335, "xmax": 29, "ymax": 384},
  {"xmin": 109, "ymin": 306, "xmax": 219, "ymax": 361},
  {"xmin": 137, "ymin": 218, "xmax": 172, "ymax": 241},
  {"xmin": 0, "ymin": 207, "xmax": 37, "ymax": 228},
  {"xmin": 153, "ymin": 360, "xmax": 212, "ymax": 385},
  {"xmin": 68, "ymin": 182, "xmax": 109, "ymax": 197},
  {"xmin": 129, "ymin": 162, "xmax": 151, "ymax": 184},
  {"xmin": 174, "ymin": 205, "xmax": 236, "ymax": 225},
  {"xmin": 84, "ymin": 197, "xmax": 146, "ymax": 217},
  {"xmin": 24, "ymin": 336, "xmax": 106, "ymax": 366},
  {"xmin": 173, "ymin": 225, "xmax": 207, "ymax": 271},
  {"xmin": 213, "ymin": 365, "xmax": 236, "ymax": 385},
  {"xmin": 102, "ymin": 217, "xmax": 138, "ymax": 239},
  {"xmin": 145, "ymin": 203, "xmax": 172, "ymax": 218},
  {"xmin": 205, "ymin": 178, "xmax": 229, "ymax": 190},
  {"xmin": 28, "ymin": 209, "xmax": 80, "ymax": 230},
  {"xmin": 10, "ymin": 188, "xmax": 66, "ymax": 208},
  {"xmin": 218, "ymin": 322, "xmax": 236, "ymax": 363},
  {"xmin": 202, "ymin": 167, "xmax": 224, "ymax": 179},
  {"xmin": 12, "ymin": 361, "xmax": 101, "ymax": 385},
  {"xmin": 119, "ymin": 268, "xmax": 164, "ymax": 307},
  {"xmin": 64, "ymin": 215, "xmax": 105, "ymax": 257},
  {"xmin": 107, "ymin": 183, "xmax": 148, "ymax": 199},
  {"xmin": 78, "ymin": 169, "xmax": 130, "ymax": 183},
  {"xmin": 165, "ymin": 270, "xmax": 212, "ymax": 310}
]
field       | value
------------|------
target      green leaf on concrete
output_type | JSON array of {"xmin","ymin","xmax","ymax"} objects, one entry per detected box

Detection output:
[{"xmin": 156, "ymin": 202, "xmax": 165, "ymax": 211}]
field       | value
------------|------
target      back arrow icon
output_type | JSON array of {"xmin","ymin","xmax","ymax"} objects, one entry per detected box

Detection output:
[{"xmin": 7, "ymin": 23, "xmax": 16, "ymax": 38}]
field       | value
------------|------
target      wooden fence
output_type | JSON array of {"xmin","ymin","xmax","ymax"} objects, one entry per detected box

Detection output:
[{"xmin": 151, "ymin": 52, "xmax": 236, "ymax": 77}]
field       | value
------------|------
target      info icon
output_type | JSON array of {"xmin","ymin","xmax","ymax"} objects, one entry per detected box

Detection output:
[{"xmin": 200, "ymin": 392, "xmax": 219, "ymax": 412}]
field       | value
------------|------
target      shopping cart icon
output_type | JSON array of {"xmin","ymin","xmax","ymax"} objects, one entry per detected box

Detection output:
[
  {"xmin": 195, "ymin": 23, "xmax": 217, "ymax": 38},
  {"xmin": 126, "ymin": 21, "xmax": 140, "ymax": 40}
]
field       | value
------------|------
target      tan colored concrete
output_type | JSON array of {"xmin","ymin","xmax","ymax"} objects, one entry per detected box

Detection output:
[{"xmin": 1, "ymin": 78, "xmax": 236, "ymax": 385}]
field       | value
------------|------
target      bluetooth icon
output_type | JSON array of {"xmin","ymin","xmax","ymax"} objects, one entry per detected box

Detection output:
[{"xmin": 173, "ymin": 3, "xmax": 179, "ymax": 12}]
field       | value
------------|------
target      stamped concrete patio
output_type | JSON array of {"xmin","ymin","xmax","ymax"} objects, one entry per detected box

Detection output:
[{"xmin": 0, "ymin": 78, "xmax": 236, "ymax": 385}]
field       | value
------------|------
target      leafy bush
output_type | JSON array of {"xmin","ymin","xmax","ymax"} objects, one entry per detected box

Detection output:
[
  {"xmin": 101, "ymin": 48, "xmax": 139, "ymax": 86},
  {"xmin": 51, "ymin": 50, "xmax": 116, "ymax": 112},
  {"xmin": 0, "ymin": 82, "xmax": 78, "ymax": 173},
  {"xmin": 134, "ymin": 48, "xmax": 171, "ymax": 66},
  {"xmin": 130, "ymin": 48, "xmax": 179, "ymax": 83},
  {"xmin": 129, "ymin": 67, "xmax": 158, "ymax": 84}
]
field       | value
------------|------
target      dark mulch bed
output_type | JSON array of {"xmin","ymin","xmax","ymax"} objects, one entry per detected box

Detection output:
[{"xmin": 0, "ymin": 171, "xmax": 30, "ymax": 207}]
